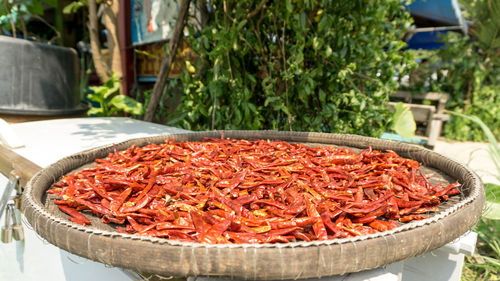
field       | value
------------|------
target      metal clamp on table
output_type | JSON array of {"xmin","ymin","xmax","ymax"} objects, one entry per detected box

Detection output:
[{"xmin": 0, "ymin": 171, "xmax": 23, "ymax": 244}]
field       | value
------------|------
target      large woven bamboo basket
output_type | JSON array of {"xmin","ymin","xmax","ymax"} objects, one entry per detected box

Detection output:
[{"xmin": 22, "ymin": 131, "xmax": 485, "ymax": 280}]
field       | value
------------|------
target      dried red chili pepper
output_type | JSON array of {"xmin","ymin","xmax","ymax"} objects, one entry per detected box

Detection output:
[{"xmin": 48, "ymin": 138, "xmax": 461, "ymax": 244}]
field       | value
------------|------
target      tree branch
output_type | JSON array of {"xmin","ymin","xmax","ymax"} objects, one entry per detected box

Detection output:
[
  {"xmin": 88, "ymin": 0, "xmax": 110, "ymax": 82},
  {"xmin": 17, "ymin": 4, "xmax": 27, "ymax": 40},
  {"xmin": 144, "ymin": 0, "xmax": 191, "ymax": 122},
  {"xmin": 246, "ymin": 0, "xmax": 268, "ymax": 19},
  {"xmin": 31, "ymin": 15, "xmax": 61, "ymax": 43},
  {"xmin": 4, "ymin": 1, "xmax": 16, "ymax": 37},
  {"xmin": 197, "ymin": 0, "xmax": 210, "ymax": 27},
  {"xmin": 103, "ymin": 1, "xmax": 122, "ymax": 89}
]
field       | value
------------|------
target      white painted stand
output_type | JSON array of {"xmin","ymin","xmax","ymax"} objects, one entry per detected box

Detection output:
[{"xmin": 402, "ymin": 231, "xmax": 476, "ymax": 281}]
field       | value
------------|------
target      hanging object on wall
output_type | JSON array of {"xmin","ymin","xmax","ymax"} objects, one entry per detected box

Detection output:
[{"xmin": 131, "ymin": 0, "xmax": 178, "ymax": 45}]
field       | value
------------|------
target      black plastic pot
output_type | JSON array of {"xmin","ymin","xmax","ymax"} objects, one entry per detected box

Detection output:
[{"xmin": 0, "ymin": 36, "xmax": 87, "ymax": 115}]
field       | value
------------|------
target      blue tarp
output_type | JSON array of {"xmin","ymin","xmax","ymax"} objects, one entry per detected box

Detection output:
[
  {"xmin": 408, "ymin": 0, "xmax": 465, "ymax": 26},
  {"xmin": 406, "ymin": 31, "xmax": 447, "ymax": 50},
  {"xmin": 405, "ymin": 0, "xmax": 466, "ymax": 50}
]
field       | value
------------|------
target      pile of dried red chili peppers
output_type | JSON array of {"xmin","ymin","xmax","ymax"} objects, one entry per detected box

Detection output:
[{"xmin": 48, "ymin": 138, "xmax": 461, "ymax": 244}]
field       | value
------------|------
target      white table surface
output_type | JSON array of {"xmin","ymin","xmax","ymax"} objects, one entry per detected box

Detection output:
[{"xmin": 0, "ymin": 117, "xmax": 187, "ymax": 281}]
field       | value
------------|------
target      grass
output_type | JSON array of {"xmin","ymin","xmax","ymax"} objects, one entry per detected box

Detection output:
[
  {"xmin": 462, "ymin": 218, "xmax": 500, "ymax": 280},
  {"xmin": 447, "ymin": 111, "xmax": 500, "ymax": 280}
]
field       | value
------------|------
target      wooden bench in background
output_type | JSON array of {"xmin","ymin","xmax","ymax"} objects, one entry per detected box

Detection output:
[{"xmin": 389, "ymin": 91, "xmax": 450, "ymax": 149}]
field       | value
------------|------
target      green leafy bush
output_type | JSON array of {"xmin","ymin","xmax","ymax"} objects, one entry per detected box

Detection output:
[
  {"xmin": 444, "ymin": 84, "xmax": 500, "ymax": 142},
  {"xmin": 404, "ymin": 0, "xmax": 500, "ymax": 141},
  {"xmin": 0, "ymin": 0, "xmax": 59, "ymax": 42},
  {"xmin": 87, "ymin": 75, "xmax": 144, "ymax": 117},
  {"xmin": 463, "ymin": 218, "xmax": 500, "ymax": 281},
  {"xmin": 164, "ymin": 0, "xmax": 414, "ymax": 136},
  {"xmin": 448, "ymin": 111, "xmax": 500, "ymax": 219},
  {"xmin": 448, "ymin": 112, "xmax": 500, "ymax": 280}
]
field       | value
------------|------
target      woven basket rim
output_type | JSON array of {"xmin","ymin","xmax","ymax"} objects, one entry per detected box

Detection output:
[{"xmin": 22, "ymin": 130, "xmax": 485, "ymax": 279}]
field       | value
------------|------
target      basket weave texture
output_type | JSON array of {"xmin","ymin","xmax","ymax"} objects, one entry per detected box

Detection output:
[{"xmin": 23, "ymin": 131, "xmax": 485, "ymax": 280}]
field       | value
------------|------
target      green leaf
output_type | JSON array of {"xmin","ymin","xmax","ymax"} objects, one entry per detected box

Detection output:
[
  {"xmin": 318, "ymin": 16, "xmax": 328, "ymax": 32},
  {"xmin": 103, "ymin": 81, "xmax": 120, "ymax": 99},
  {"xmin": 87, "ymin": 107, "xmax": 104, "ymax": 117},
  {"xmin": 26, "ymin": 0, "xmax": 44, "ymax": 15},
  {"xmin": 485, "ymin": 183, "xmax": 500, "ymax": 203},
  {"xmin": 42, "ymin": 0, "xmax": 58, "ymax": 8},
  {"xmin": 109, "ymin": 95, "xmax": 145, "ymax": 116},
  {"xmin": 233, "ymin": 109, "xmax": 242, "ymax": 124},
  {"xmin": 264, "ymin": 96, "xmax": 280, "ymax": 106},
  {"xmin": 313, "ymin": 37, "xmax": 320, "ymax": 50},
  {"xmin": 0, "ymin": 3, "xmax": 8, "ymax": 16},
  {"xmin": 247, "ymin": 103, "xmax": 257, "ymax": 113},
  {"xmin": 237, "ymin": 19, "xmax": 247, "ymax": 30},
  {"xmin": 391, "ymin": 102, "xmax": 416, "ymax": 139},
  {"xmin": 319, "ymin": 90, "xmax": 326, "ymax": 102},
  {"xmin": 483, "ymin": 201, "xmax": 500, "ymax": 220},
  {"xmin": 108, "ymin": 107, "xmax": 120, "ymax": 116},
  {"xmin": 88, "ymin": 85, "xmax": 107, "ymax": 96},
  {"xmin": 280, "ymin": 104, "xmax": 290, "ymax": 116},
  {"xmin": 359, "ymin": 99, "xmax": 366, "ymax": 111},
  {"xmin": 63, "ymin": 0, "xmax": 88, "ymax": 14},
  {"xmin": 325, "ymin": 46, "xmax": 332, "ymax": 57},
  {"xmin": 340, "ymin": 47, "xmax": 347, "ymax": 58},
  {"xmin": 86, "ymin": 92, "xmax": 103, "ymax": 103},
  {"xmin": 285, "ymin": 0, "xmax": 292, "ymax": 13}
]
